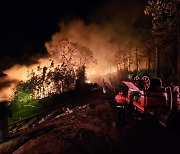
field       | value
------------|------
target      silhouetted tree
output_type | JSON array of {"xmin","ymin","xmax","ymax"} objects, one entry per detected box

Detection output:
[
  {"xmin": 45, "ymin": 38, "xmax": 96, "ymax": 80},
  {"xmin": 144, "ymin": 0, "xmax": 178, "ymax": 79}
]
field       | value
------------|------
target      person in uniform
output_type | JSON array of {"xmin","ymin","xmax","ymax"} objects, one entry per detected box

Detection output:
[{"xmin": 115, "ymin": 92, "xmax": 126, "ymax": 124}]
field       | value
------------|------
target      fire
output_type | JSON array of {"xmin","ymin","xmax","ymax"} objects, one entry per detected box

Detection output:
[
  {"xmin": 100, "ymin": 66, "xmax": 117, "ymax": 76},
  {"xmin": 86, "ymin": 66, "xmax": 117, "ymax": 78},
  {"xmin": 0, "ymin": 19, "xmax": 148, "ymax": 101}
]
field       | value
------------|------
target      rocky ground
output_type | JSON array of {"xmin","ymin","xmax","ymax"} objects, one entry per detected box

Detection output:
[{"xmin": 0, "ymin": 90, "xmax": 180, "ymax": 154}]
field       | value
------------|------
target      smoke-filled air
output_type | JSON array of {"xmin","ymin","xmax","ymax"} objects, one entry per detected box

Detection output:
[
  {"xmin": 3, "ymin": 19, "xmax": 139, "ymax": 98},
  {"xmin": 0, "ymin": 0, "xmax": 157, "ymax": 101}
]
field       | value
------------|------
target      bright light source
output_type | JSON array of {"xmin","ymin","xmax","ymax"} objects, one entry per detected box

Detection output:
[{"xmin": 87, "ymin": 80, "xmax": 91, "ymax": 83}]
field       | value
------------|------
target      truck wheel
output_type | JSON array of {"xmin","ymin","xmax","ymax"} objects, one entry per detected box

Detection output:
[
  {"xmin": 133, "ymin": 76, "xmax": 140, "ymax": 86},
  {"xmin": 141, "ymin": 76, "xmax": 150, "ymax": 90}
]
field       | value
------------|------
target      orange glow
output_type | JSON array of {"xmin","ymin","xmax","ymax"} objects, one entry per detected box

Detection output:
[
  {"xmin": 1, "ymin": 57, "xmax": 60, "ymax": 100},
  {"xmin": 0, "ymin": 19, "xmax": 150, "ymax": 101},
  {"xmin": 4, "ymin": 57, "xmax": 54, "ymax": 81},
  {"xmin": 0, "ymin": 83, "xmax": 16, "ymax": 101}
]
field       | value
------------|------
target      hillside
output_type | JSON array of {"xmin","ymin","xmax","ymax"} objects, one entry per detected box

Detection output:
[{"xmin": 0, "ymin": 91, "xmax": 120, "ymax": 154}]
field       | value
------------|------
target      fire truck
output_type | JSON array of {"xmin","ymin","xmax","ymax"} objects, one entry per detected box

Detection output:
[{"xmin": 117, "ymin": 76, "xmax": 180, "ymax": 128}]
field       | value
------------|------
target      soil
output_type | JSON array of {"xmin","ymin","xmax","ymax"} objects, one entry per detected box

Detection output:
[{"xmin": 0, "ymin": 90, "xmax": 180, "ymax": 154}]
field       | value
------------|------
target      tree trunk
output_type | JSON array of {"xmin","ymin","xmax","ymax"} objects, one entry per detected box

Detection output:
[
  {"xmin": 155, "ymin": 47, "xmax": 160, "ymax": 77},
  {"xmin": 148, "ymin": 49, "xmax": 151, "ymax": 70},
  {"xmin": 135, "ymin": 48, "xmax": 138, "ymax": 72}
]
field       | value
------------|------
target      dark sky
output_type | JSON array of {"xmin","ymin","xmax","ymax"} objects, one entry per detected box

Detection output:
[
  {"xmin": 0, "ymin": 0, "xmax": 101, "ymax": 57},
  {"xmin": 0, "ymin": 0, "xmax": 148, "ymax": 60}
]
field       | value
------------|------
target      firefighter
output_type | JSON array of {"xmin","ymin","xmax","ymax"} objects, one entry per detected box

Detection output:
[
  {"xmin": 0, "ymin": 101, "xmax": 12, "ymax": 142},
  {"xmin": 115, "ymin": 92, "xmax": 126, "ymax": 124}
]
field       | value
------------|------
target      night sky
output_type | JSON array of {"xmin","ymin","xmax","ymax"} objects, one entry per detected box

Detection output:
[{"xmin": 0, "ymin": 0, "xmax": 148, "ymax": 69}]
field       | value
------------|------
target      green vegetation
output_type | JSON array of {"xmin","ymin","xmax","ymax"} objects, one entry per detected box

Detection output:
[
  {"xmin": 8, "ymin": 39, "xmax": 95, "ymax": 125},
  {"xmin": 8, "ymin": 56, "xmax": 91, "ymax": 125},
  {"xmin": 8, "ymin": 59, "xmax": 76, "ymax": 125},
  {"xmin": 9, "ymin": 96, "xmax": 53, "ymax": 125}
]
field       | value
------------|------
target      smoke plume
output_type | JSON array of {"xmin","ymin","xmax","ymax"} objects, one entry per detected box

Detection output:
[{"xmin": 1, "ymin": 0, "xmax": 146, "ymax": 100}]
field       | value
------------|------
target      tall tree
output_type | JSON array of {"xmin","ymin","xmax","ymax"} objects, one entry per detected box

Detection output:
[
  {"xmin": 144, "ymin": 0, "xmax": 178, "ymax": 79},
  {"xmin": 45, "ymin": 38, "xmax": 96, "ymax": 82}
]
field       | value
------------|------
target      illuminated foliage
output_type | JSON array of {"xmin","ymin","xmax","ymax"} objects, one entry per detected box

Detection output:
[
  {"xmin": 45, "ymin": 38, "xmax": 96, "ymax": 73},
  {"xmin": 13, "ymin": 61, "xmax": 76, "ymax": 102},
  {"xmin": 13, "ymin": 81, "xmax": 33, "ymax": 109},
  {"xmin": 12, "ymin": 39, "xmax": 96, "ymax": 109}
]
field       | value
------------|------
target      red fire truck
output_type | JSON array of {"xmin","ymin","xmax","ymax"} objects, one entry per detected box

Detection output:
[{"xmin": 116, "ymin": 76, "xmax": 180, "ymax": 128}]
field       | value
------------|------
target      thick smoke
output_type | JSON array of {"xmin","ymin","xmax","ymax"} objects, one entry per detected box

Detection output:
[
  {"xmin": 46, "ymin": 20, "xmax": 117, "ymax": 71},
  {"xmin": 1, "ymin": 0, "xmax": 146, "ymax": 100},
  {"xmin": 1, "ymin": 57, "xmax": 54, "ymax": 101},
  {"xmin": 45, "ymin": 0, "xmax": 146, "ymax": 79},
  {"xmin": 4, "ymin": 57, "xmax": 52, "ymax": 81},
  {"xmin": 44, "ymin": 18, "xmax": 136, "ymax": 83},
  {"xmin": 0, "ymin": 75, "xmax": 19, "ymax": 101}
]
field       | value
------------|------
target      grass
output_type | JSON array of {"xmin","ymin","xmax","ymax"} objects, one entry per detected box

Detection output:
[
  {"xmin": 8, "ymin": 90, "xmax": 78, "ymax": 125},
  {"xmin": 8, "ymin": 96, "xmax": 56, "ymax": 125}
]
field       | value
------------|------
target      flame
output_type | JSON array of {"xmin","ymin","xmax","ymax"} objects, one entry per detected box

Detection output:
[{"xmin": 0, "ymin": 18, "xmax": 149, "ymax": 101}]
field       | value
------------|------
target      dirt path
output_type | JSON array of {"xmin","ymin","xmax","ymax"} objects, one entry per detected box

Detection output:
[
  {"xmin": 1, "ymin": 91, "xmax": 180, "ymax": 154},
  {"xmin": 0, "ymin": 92, "xmax": 120, "ymax": 154}
]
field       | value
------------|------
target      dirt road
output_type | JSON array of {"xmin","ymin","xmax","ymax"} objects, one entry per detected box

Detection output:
[{"xmin": 0, "ymin": 91, "xmax": 180, "ymax": 154}]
